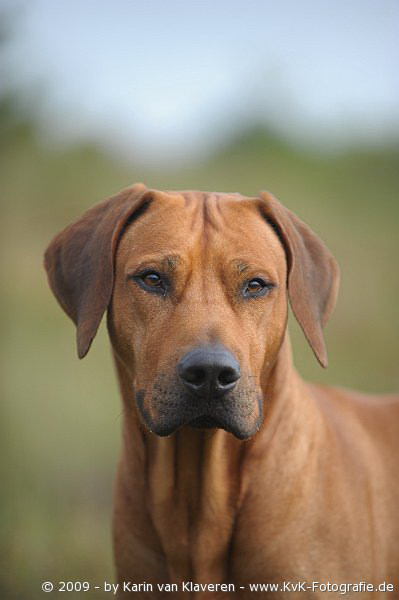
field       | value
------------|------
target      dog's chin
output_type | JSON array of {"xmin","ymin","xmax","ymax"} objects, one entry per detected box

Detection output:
[
  {"xmin": 188, "ymin": 415, "xmax": 223, "ymax": 429},
  {"xmin": 138, "ymin": 412, "xmax": 219, "ymax": 438},
  {"xmin": 187, "ymin": 415, "xmax": 260, "ymax": 440}
]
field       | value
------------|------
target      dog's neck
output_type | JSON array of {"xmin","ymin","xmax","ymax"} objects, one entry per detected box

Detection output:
[{"xmin": 113, "ymin": 335, "xmax": 319, "ymax": 583}]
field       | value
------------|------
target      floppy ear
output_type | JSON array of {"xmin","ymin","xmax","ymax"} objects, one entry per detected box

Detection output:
[
  {"xmin": 258, "ymin": 191, "xmax": 339, "ymax": 368},
  {"xmin": 44, "ymin": 183, "xmax": 151, "ymax": 359}
]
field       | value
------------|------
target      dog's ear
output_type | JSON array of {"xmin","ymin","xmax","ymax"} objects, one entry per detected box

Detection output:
[
  {"xmin": 258, "ymin": 191, "xmax": 339, "ymax": 368},
  {"xmin": 44, "ymin": 183, "xmax": 151, "ymax": 359}
]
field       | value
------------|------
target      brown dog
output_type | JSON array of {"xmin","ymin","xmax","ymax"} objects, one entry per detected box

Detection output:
[{"xmin": 45, "ymin": 184, "xmax": 399, "ymax": 597}]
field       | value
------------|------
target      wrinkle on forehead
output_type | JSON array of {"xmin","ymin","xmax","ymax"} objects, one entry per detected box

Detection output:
[
  {"xmin": 175, "ymin": 192, "xmax": 227, "ymax": 236},
  {"xmin": 118, "ymin": 190, "xmax": 285, "ymax": 273}
]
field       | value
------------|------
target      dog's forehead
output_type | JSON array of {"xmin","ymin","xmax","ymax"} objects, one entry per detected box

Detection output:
[{"xmin": 118, "ymin": 189, "xmax": 284, "ymax": 265}]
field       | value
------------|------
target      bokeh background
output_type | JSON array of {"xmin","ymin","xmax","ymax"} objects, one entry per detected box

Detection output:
[{"xmin": 2, "ymin": 1, "xmax": 398, "ymax": 597}]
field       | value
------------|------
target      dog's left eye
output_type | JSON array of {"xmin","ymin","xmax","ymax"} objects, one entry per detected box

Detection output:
[{"xmin": 243, "ymin": 278, "xmax": 273, "ymax": 298}]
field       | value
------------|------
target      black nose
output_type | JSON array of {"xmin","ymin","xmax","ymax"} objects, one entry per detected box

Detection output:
[{"xmin": 177, "ymin": 346, "xmax": 240, "ymax": 399}]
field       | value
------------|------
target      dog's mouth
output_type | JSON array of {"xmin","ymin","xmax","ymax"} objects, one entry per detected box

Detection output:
[{"xmin": 135, "ymin": 376, "xmax": 264, "ymax": 440}]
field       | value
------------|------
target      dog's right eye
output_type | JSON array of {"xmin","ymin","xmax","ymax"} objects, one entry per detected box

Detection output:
[
  {"xmin": 142, "ymin": 272, "xmax": 163, "ymax": 288},
  {"xmin": 132, "ymin": 270, "xmax": 167, "ymax": 296}
]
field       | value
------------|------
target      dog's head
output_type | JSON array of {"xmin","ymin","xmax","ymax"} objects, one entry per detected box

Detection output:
[{"xmin": 45, "ymin": 184, "xmax": 339, "ymax": 440}]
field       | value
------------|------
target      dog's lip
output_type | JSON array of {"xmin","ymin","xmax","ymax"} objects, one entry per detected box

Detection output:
[
  {"xmin": 136, "ymin": 386, "xmax": 263, "ymax": 440},
  {"xmin": 145, "ymin": 411, "xmax": 260, "ymax": 440}
]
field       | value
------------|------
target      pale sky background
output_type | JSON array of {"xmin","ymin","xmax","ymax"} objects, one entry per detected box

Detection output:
[{"xmin": 2, "ymin": 0, "xmax": 399, "ymax": 164}]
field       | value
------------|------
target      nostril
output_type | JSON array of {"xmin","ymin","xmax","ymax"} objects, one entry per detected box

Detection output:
[
  {"xmin": 182, "ymin": 367, "xmax": 206, "ymax": 387},
  {"xmin": 218, "ymin": 367, "xmax": 240, "ymax": 387}
]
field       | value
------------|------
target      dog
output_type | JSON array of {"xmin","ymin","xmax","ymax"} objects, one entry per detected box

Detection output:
[{"xmin": 45, "ymin": 184, "xmax": 399, "ymax": 597}]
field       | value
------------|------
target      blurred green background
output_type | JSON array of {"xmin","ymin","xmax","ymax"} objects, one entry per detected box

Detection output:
[{"xmin": 2, "ymin": 2, "xmax": 399, "ymax": 599}]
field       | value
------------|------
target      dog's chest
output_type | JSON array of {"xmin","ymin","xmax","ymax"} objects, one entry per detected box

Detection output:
[
  {"xmin": 146, "ymin": 431, "xmax": 244, "ymax": 584},
  {"xmin": 149, "ymin": 472, "xmax": 238, "ymax": 584}
]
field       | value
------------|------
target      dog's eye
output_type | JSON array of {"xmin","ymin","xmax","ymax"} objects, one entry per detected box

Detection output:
[
  {"xmin": 142, "ymin": 272, "xmax": 163, "ymax": 288},
  {"xmin": 243, "ymin": 278, "xmax": 273, "ymax": 298},
  {"xmin": 133, "ymin": 270, "xmax": 167, "ymax": 295}
]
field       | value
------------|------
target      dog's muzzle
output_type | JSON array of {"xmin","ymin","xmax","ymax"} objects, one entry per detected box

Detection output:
[{"xmin": 136, "ymin": 345, "xmax": 263, "ymax": 440}]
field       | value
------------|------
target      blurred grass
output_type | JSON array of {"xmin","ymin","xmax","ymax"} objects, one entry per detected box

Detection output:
[{"xmin": 2, "ymin": 112, "xmax": 399, "ymax": 598}]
